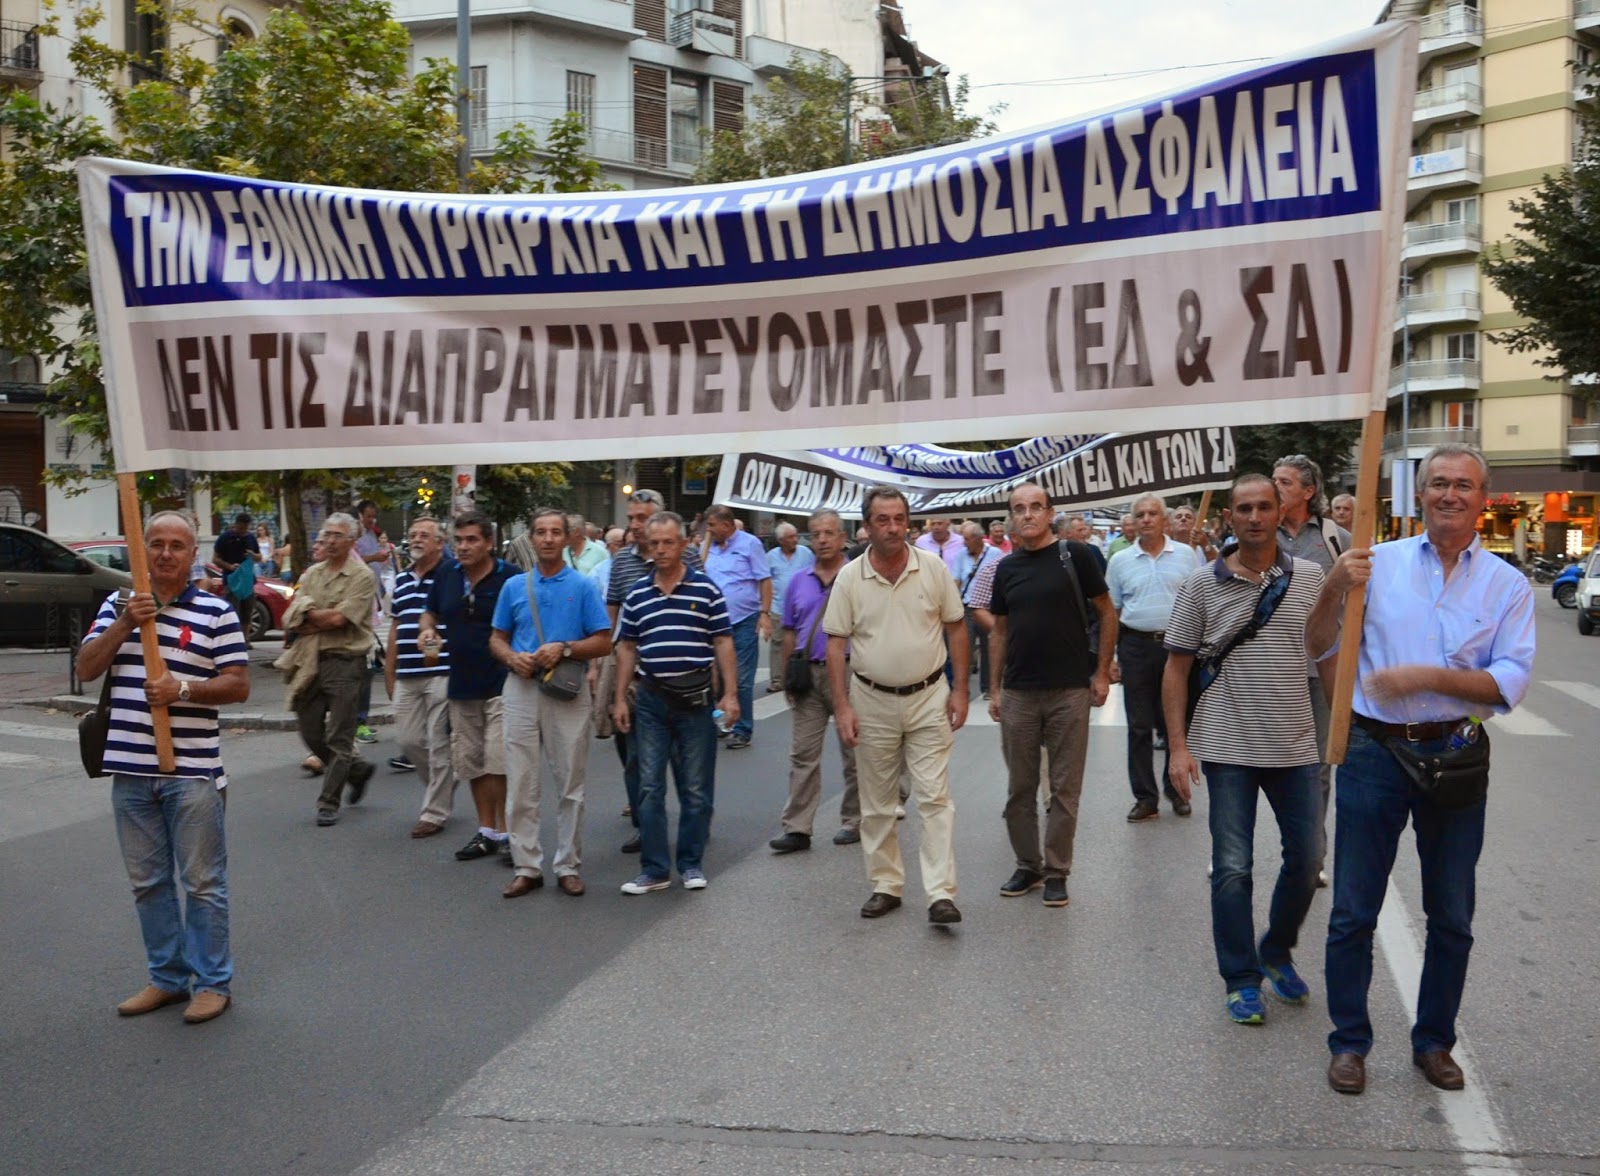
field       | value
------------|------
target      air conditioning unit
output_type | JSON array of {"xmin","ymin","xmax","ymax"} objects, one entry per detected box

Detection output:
[{"xmin": 668, "ymin": 9, "xmax": 737, "ymax": 55}]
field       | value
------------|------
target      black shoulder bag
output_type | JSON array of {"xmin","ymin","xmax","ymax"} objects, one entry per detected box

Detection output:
[
  {"xmin": 1382, "ymin": 722, "xmax": 1490, "ymax": 810},
  {"xmin": 1185, "ymin": 567, "xmax": 1291, "ymax": 724},
  {"xmin": 525, "ymin": 572, "xmax": 587, "ymax": 701},
  {"xmin": 79, "ymin": 589, "xmax": 130, "ymax": 778},
  {"xmin": 783, "ymin": 598, "xmax": 830, "ymax": 696}
]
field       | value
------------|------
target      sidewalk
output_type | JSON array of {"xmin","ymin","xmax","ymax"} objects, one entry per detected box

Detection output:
[{"xmin": 0, "ymin": 641, "xmax": 395, "ymax": 731}]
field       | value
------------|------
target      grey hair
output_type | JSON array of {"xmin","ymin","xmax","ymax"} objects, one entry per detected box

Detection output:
[
  {"xmin": 808, "ymin": 508, "xmax": 844, "ymax": 531},
  {"xmin": 144, "ymin": 510, "xmax": 197, "ymax": 542},
  {"xmin": 1273, "ymin": 454, "xmax": 1329, "ymax": 516},
  {"xmin": 961, "ymin": 520, "xmax": 986, "ymax": 538},
  {"xmin": 323, "ymin": 511, "xmax": 359, "ymax": 539},
  {"xmin": 1132, "ymin": 494, "xmax": 1166, "ymax": 514},
  {"xmin": 645, "ymin": 510, "xmax": 686, "ymax": 538},
  {"xmin": 1419, "ymin": 443, "xmax": 1491, "ymax": 492},
  {"xmin": 1051, "ymin": 512, "xmax": 1071, "ymax": 533},
  {"xmin": 774, "ymin": 521, "xmax": 798, "ymax": 539}
]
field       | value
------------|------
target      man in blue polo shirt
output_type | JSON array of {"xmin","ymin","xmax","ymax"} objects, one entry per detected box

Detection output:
[
  {"xmin": 490, "ymin": 508, "xmax": 612, "ymax": 899},
  {"xmin": 701, "ymin": 503, "xmax": 771, "ymax": 750},
  {"xmin": 612, "ymin": 511, "xmax": 739, "ymax": 894},
  {"xmin": 420, "ymin": 511, "xmax": 517, "ymax": 864}
]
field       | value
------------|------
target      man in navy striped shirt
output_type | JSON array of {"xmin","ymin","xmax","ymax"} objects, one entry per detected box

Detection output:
[
  {"xmin": 384, "ymin": 516, "xmax": 455, "ymax": 838},
  {"xmin": 611, "ymin": 512, "xmax": 738, "ymax": 894},
  {"xmin": 78, "ymin": 511, "xmax": 250, "ymax": 1025}
]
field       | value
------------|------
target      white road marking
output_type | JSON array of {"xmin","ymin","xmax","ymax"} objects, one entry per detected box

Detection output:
[
  {"xmin": 1545, "ymin": 680, "xmax": 1600, "ymax": 711},
  {"xmin": 1091, "ymin": 684, "xmax": 1129, "ymax": 727},
  {"xmin": 0, "ymin": 719, "xmax": 80, "ymax": 743},
  {"xmin": 0, "ymin": 750, "xmax": 42, "ymax": 765},
  {"xmin": 1375, "ymin": 881, "xmax": 1517, "ymax": 1174},
  {"xmin": 1487, "ymin": 708, "xmax": 1566, "ymax": 737}
]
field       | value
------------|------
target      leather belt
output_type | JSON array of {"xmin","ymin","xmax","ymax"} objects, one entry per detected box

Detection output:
[
  {"xmin": 854, "ymin": 667, "xmax": 943, "ymax": 696},
  {"xmin": 1122, "ymin": 627, "xmax": 1165, "ymax": 641},
  {"xmin": 1355, "ymin": 714, "xmax": 1462, "ymax": 743}
]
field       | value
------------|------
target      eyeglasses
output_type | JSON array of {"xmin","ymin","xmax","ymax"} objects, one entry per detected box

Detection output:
[
  {"xmin": 628, "ymin": 489, "xmax": 664, "ymax": 505},
  {"xmin": 1424, "ymin": 478, "xmax": 1479, "ymax": 495}
]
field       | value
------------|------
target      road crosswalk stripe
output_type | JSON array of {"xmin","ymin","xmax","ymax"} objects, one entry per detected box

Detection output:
[
  {"xmin": 1489, "ymin": 708, "xmax": 1567, "ymax": 737},
  {"xmin": 0, "ymin": 750, "xmax": 44, "ymax": 765},
  {"xmin": 1546, "ymin": 680, "xmax": 1600, "ymax": 711}
]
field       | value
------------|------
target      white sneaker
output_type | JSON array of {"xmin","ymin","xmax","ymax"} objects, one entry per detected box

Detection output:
[
  {"xmin": 682, "ymin": 868, "xmax": 708, "ymax": 890},
  {"xmin": 894, "ymin": 804, "xmax": 906, "ymax": 819},
  {"xmin": 1317, "ymin": 869, "xmax": 1330, "ymax": 888}
]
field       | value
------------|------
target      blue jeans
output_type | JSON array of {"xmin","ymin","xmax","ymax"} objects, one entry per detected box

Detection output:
[
  {"xmin": 112, "ymin": 774, "xmax": 232, "ymax": 996},
  {"xmin": 1204, "ymin": 761, "xmax": 1320, "ymax": 993},
  {"xmin": 1325, "ymin": 724, "xmax": 1485, "ymax": 1056},
  {"xmin": 633, "ymin": 686, "xmax": 718, "ymax": 879},
  {"xmin": 730, "ymin": 613, "xmax": 759, "ymax": 739}
]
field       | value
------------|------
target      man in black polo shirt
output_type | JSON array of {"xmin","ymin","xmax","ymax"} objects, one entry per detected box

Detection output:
[
  {"xmin": 987, "ymin": 483, "xmax": 1116, "ymax": 910},
  {"xmin": 211, "ymin": 512, "xmax": 261, "ymax": 646},
  {"xmin": 420, "ymin": 511, "xmax": 517, "ymax": 864}
]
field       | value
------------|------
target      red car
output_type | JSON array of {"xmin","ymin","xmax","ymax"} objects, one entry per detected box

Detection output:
[{"xmin": 66, "ymin": 540, "xmax": 295, "ymax": 641}]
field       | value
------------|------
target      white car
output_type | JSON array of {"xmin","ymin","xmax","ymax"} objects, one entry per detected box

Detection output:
[{"xmin": 1578, "ymin": 547, "xmax": 1600, "ymax": 636}]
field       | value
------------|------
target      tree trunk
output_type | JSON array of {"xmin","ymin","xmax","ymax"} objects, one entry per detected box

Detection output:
[{"xmin": 282, "ymin": 470, "xmax": 308, "ymax": 583}]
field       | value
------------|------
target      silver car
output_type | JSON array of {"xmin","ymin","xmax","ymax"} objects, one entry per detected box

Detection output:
[{"xmin": 0, "ymin": 523, "xmax": 132, "ymax": 646}]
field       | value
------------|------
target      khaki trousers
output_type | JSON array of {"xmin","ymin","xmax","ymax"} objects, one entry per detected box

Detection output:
[
  {"xmin": 396, "ymin": 673, "xmax": 455, "ymax": 826},
  {"xmin": 1000, "ymin": 687, "xmax": 1090, "ymax": 878},
  {"xmin": 849, "ymin": 676, "xmax": 957, "ymax": 905},
  {"xmin": 779, "ymin": 671, "xmax": 860, "ymax": 835},
  {"xmin": 502, "ymin": 674, "xmax": 593, "ymax": 878}
]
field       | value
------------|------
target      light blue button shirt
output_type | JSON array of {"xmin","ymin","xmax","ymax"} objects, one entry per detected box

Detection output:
[
  {"xmin": 1106, "ymin": 537, "xmax": 1201, "ymax": 631},
  {"xmin": 703, "ymin": 529, "xmax": 772, "ymax": 624},
  {"xmin": 1344, "ymin": 533, "xmax": 1534, "ymax": 724},
  {"xmin": 765, "ymin": 543, "xmax": 815, "ymax": 616}
]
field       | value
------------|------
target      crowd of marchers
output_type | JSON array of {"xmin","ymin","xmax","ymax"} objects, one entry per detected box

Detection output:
[{"xmin": 78, "ymin": 445, "xmax": 1532, "ymax": 1102}]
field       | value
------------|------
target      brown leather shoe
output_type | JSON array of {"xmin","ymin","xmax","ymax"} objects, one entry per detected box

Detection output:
[
  {"xmin": 557, "ymin": 874, "xmax": 585, "ymax": 896},
  {"xmin": 502, "ymin": 874, "xmax": 543, "ymax": 898},
  {"xmin": 927, "ymin": 899, "xmax": 963, "ymax": 924},
  {"xmin": 182, "ymin": 991, "xmax": 231, "ymax": 1024},
  {"xmin": 117, "ymin": 984, "xmax": 188, "ymax": 1017},
  {"xmin": 1327, "ymin": 1052, "xmax": 1366, "ymax": 1095},
  {"xmin": 1414, "ymin": 1050, "xmax": 1465, "ymax": 1090},
  {"xmin": 860, "ymin": 892, "xmax": 902, "ymax": 919},
  {"xmin": 411, "ymin": 820, "xmax": 444, "ymax": 839}
]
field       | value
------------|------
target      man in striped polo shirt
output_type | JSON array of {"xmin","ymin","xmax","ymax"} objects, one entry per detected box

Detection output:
[
  {"xmin": 384, "ymin": 516, "xmax": 455, "ymax": 839},
  {"xmin": 78, "ymin": 511, "xmax": 250, "ymax": 1025},
  {"xmin": 1161, "ymin": 474, "xmax": 1327, "ymax": 1028},
  {"xmin": 611, "ymin": 511, "xmax": 739, "ymax": 894}
]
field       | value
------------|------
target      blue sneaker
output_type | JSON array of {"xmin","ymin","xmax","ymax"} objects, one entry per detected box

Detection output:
[
  {"xmin": 1226, "ymin": 987, "xmax": 1266, "ymax": 1025},
  {"xmin": 1262, "ymin": 961, "xmax": 1311, "ymax": 1004},
  {"xmin": 682, "ymin": 868, "xmax": 708, "ymax": 890},
  {"xmin": 620, "ymin": 873, "xmax": 671, "ymax": 895}
]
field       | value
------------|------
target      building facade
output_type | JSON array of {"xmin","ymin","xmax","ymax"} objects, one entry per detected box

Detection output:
[{"xmin": 1384, "ymin": 0, "xmax": 1600, "ymax": 557}]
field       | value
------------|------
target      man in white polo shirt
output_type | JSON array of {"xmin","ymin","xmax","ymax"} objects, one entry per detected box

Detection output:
[{"xmin": 78, "ymin": 511, "xmax": 251, "ymax": 1026}]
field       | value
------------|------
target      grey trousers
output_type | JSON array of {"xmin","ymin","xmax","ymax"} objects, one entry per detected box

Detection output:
[
  {"xmin": 503, "ymin": 674, "xmax": 593, "ymax": 878},
  {"xmin": 296, "ymin": 653, "xmax": 366, "ymax": 813},
  {"xmin": 396, "ymin": 673, "xmax": 455, "ymax": 826},
  {"xmin": 779, "ymin": 670, "xmax": 860, "ymax": 835},
  {"xmin": 1000, "ymin": 686, "xmax": 1090, "ymax": 878}
]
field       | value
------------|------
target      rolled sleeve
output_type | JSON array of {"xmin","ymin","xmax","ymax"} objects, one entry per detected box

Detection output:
[{"xmin": 1482, "ymin": 585, "xmax": 1536, "ymax": 713}]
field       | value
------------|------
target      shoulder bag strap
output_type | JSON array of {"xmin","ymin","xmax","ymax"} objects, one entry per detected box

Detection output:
[
  {"xmin": 524, "ymin": 570, "xmax": 546, "ymax": 646},
  {"xmin": 1056, "ymin": 540, "xmax": 1089, "ymax": 629},
  {"xmin": 1319, "ymin": 516, "xmax": 1345, "ymax": 560},
  {"xmin": 799, "ymin": 577, "xmax": 831, "ymax": 656},
  {"xmin": 1206, "ymin": 567, "xmax": 1292, "ymax": 681}
]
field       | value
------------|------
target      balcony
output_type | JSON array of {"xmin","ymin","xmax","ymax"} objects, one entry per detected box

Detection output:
[
  {"xmin": 1388, "ymin": 358, "xmax": 1482, "ymax": 396},
  {"xmin": 471, "ymin": 114, "xmax": 701, "ymax": 176},
  {"xmin": 1578, "ymin": 0, "xmax": 1600, "ymax": 35},
  {"xmin": 1402, "ymin": 219, "xmax": 1482, "ymax": 266},
  {"xmin": 1382, "ymin": 426, "xmax": 1481, "ymax": 455},
  {"xmin": 1417, "ymin": 4, "xmax": 1484, "ymax": 64},
  {"xmin": 1407, "ymin": 147, "xmax": 1482, "ymax": 205},
  {"xmin": 1576, "ymin": 69, "xmax": 1598, "ymax": 106},
  {"xmin": 745, "ymin": 35, "xmax": 836, "ymax": 77},
  {"xmin": 0, "ymin": 20, "xmax": 42, "ymax": 90},
  {"xmin": 668, "ymin": 7, "xmax": 737, "ymax": 55},
  {"xmin": 1394, "ymin": 289, "xmax": 1481, "ymax": 333},
  {"xmin": 1412, "ymin": 79, "xmax": 1482, "ymax": 132},
  {"xmin": 1569, "ymin": 423, "xmax": 1600, "ymax": 457},
  {"xmin": 392, "ymin": 0, "xmax": 642, "ymax": 40}
]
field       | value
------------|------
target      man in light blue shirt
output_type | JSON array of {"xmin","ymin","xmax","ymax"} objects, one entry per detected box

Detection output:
[
  {"xmin": 489, "ymin": 508, "xmax": 612, "ymax": 899},
  {"xmin": 1106, "ymin": 494, "xmax": 1201, "ymax": 822},
  {"xmin": 1310, "ymin": 444, "xmax": 1534, "ymax": 1097},
  {"xmin": 953, "ymin": 521, "xmax": 1003, "ymax": 694},
  {"xmin": 764, "ymin": 521, "xmax": 815, "ymax": 691},
  {"xmin": 702, "ymin": 504, "xmax": 772, "ymax": 749}
]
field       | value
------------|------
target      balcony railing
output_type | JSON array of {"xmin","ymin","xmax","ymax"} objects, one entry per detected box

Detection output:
[
  {"xmin": 0, "ymin": 20, "xmax": 43, "ymax": 87},
  {"xmin": 1395, "ymin": 289, "xmax": 1481, "ymax": 330},
  {"xmin": 1389, "ymin": 358, "xmax": 1482, "ymax": 390},
  {"xmin": 1407, "ymin": 148, "xmax": 1483, "ymax": 200},
  {"xmin": 1568, "ymin": 423, "xmax": 1600, "ymax": 445},
  {"xmin": 1403, "ymin": 220, "xmax": 1482, "ymax": 254},
  {"xmin": 1418, "ymin": 4, "xmax": 1484, "ymax": 58},
  {"xmin": 1413, "ymin": 79, "xmax": 1482, "ymax": 122},
  {"xmin": 470, "ymin": 114, "xmax": 702, "ymax": 174},
  {"xmin": 1577, "ymin": 0, "xmax": 1600, "ymax": 30},
  {"xmin": 1382, "ymin": 426, "xmax": 1480, "ymax": 452}
]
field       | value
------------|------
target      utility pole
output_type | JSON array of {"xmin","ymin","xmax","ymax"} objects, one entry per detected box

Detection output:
[{"xmin": 456, "ymin": 0, "xmax": 472, "ymax": 185}]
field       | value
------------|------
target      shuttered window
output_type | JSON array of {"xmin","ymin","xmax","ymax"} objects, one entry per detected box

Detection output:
[
  {"xmin": 566, "ymin": 71, "xmax": 595, "ymax": 128},
  {"xmin": 635, "ymin": 0, "xmax": 666, "ymax": 42},
  {"xmin": 633, "ymin": 62, "xmax": 668, "ymax": 168},
  {"xmin": 710, "ymin": 0, "xmax": 742, "ymax": 57},
  {"xmin": 712, "ymin": 80, "xmax": 744, "ymax": 135}
]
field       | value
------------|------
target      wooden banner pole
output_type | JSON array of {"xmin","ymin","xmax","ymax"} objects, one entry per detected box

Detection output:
[
  {"xmin": 118, "ymin": 473, "xmax": 177, "ymax": 774},
  {"xmin": 1325, "ymin": 409, "xmax": 1387, "ymax": 765}
]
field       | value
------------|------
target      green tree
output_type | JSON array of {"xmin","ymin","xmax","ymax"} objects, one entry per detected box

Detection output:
[
  {"xmin": 1231, "ymin": 422, "xmax": 1362, "ymax": 497},
  {"xmin": 696, "ymin": 56, "xmax": 999, "ymax": 183},
  {"xmin": 1481, "ymin": 70, "xmax": 1600, "ymax": 384},
  {"xmin": 0, "ymin": 0, "xmax": 588, "ymax": 566}
]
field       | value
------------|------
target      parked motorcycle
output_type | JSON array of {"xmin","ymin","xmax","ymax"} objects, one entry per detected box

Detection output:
[{"xmin": 1531, "ymin": 554, "xmax": 1572, "ymax": 583}]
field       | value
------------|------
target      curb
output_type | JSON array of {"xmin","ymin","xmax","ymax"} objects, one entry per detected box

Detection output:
[{"xmin": 23, "ymin": 696, "xmax": 397, "ymax": 733}]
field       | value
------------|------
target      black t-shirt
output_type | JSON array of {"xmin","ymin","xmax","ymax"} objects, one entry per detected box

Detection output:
[
  {"xmin": 988, "ymin": 540, "xmax": 1108, "ymax": 690},
  {"xmin": 425, "ymin": 558, "xmax": 515, "ymax": 700},
  {"xmin": 212, "ymin": 530, "xmax": 259, "ymax": 570}
]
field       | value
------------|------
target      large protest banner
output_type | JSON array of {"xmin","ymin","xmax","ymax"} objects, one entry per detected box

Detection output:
[
  {"xmin": 714, "ymin": 429, "xmax": 1235, "ymax": 517},
  {"xmin": 79, "ymin": 24, "xmax": 1413, "ymax": 474}
]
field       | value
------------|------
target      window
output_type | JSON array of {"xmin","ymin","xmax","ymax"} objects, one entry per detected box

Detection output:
[
  {"xmin": 1444, "ymin": 332, "xmax": 1477, "ymax": 361},
  {"xmin": 1443, "ymin": 196, "xmax": 1478, "ymax": 224},
  {"xmin": 217, "ymin": 12, "xmax": 255, "ymax": 54},
  {"xmin": 0, "ymin": 530, "xmax": 76, "ymax": 574},
  {"xmin": 669, "ymin": 73, "xmax": 705, "ymax": 164},
  {"xmin": 633, "ymin": 63, "xmax": 668, "ymax": 167},
  {"xmin": 124, "ymin": 0, "xmax": 166, "ymax": 82},
  {"xmin": 566, "ymin": 71, "xmax": 595, "ymax": 130},
  {"xmin": 470, "ymin": 65, "xmax": 488, "ymax": 150},
  {"xmin": 0, "ymin": 349, "xmax": 40, "ymax": 385},
  {"xmin": 1443, "ymin": 400, "xmax": 1476, "ymax": 429}
]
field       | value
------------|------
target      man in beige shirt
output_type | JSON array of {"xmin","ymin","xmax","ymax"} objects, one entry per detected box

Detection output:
[
  {"xmin": 825, "ymin": 486, "xmax": 969, "ymax": 925},
  {"xmin": 291, "ymin": 512, "xmax": 378, "ymax": 826}
]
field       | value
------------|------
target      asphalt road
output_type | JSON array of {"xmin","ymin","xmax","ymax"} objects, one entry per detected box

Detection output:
[{"xmin": 2, "ymin": 591, "xmax": 1597, "ymax": 1176}]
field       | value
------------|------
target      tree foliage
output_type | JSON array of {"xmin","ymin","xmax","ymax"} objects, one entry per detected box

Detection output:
[
  {"xmin": 0, "ymin": 0, "xmax": 592, "ymax": 564},
  {"xmin": 1481, "ymin": 67, "xmax": 1600, "ymax": 384},
  {"xmin": 695, "ymin": 56, "xmax": 999, "ymax": 183},
  {"xmin": 1231, "ymin": 422, "xmax": 1362, "ymax": 496}
]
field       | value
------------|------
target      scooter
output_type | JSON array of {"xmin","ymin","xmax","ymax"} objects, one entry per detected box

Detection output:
[{"xmin": 1531, "ymin": 554, "xmax": 1571, "ymax": 583}]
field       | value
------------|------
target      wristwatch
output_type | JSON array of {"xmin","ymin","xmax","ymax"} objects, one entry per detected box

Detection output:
[
  {"xmin": 178, "ymin": 680, "xmax": 191, "ymax": 702},
  {"xmin": 561, "ymin": 643, "xmax": 573, "ymax": 659}
]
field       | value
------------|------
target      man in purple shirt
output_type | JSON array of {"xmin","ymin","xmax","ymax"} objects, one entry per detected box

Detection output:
[
  {"xmin": 914, "ymin": 516, "xmax": 964, "ymax": 574},
  {"xmin": 702, "ymin": 504, "xmax": 772, "ymax": 750}
]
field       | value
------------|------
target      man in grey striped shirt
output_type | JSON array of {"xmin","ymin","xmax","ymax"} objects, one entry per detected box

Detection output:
[{"xmin": 1160, "ymin": 474, "xmax": 1330, "ymax": 1029}]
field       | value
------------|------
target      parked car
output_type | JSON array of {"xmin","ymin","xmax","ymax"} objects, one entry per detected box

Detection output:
[
  {"xmin": 0, "ymin": 523, "xmax": 132, "ymax": 646},
  {"xmin": 1552, "ymin": 561, "xmax": 1580, "ymax": 610},
  {"xmin": 1577, "ymin": 547, "xmax": 1600, "ymax": 637},
  {"xmin": 65, "ymin": 539, "xmax": 295, "ymax": 642}
]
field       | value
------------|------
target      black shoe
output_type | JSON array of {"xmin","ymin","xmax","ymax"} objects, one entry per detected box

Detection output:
[
  {"xmin": 927, "ymin": 899, "xmax": 962, "ymax": 924},
  {"xmin": 388, "ymin": 754, "xmax": 415, "ymax": 772},
  {"xmin": 621, "ymin": 833, "xmax": 642, "ymax": 854},
  {"xmin": 1127, "ymin": 801, "xmax": 1160, "ymax": 823},
  {"xmin": 1170, "ymin": 797, "xmax": 1192, "ymax": 817},
  {"xmin": 1000, "ymin": 869, "xmax": 1044, "ymax": 897},
  {"xmin": 725, "ymin": 734, "xmax": 751, "ymax": 750},
  {"xmin": 346, "ymin": 758, "xmax": 374, "ymax": 805},
  {"xmin": 832, "ymin": 826, "xmax": 860, "ymax": 845},
  {"xmin": 1153, "ymin": 733, "xmax": 1167, "ymax": 751},
  {"xmin": 860, "ymin": 892, "xmax": 902, "ymax": 918},
  {"xmin": 769, "ymin": 831, "xmax": 811, "ymax": 854},
  {"xmin": 1042, "ymin": 877, "xmax": 1070, "ymax": 908},
  {"xmin": 455, "ymin": 832, "xmax": 497, "ymax": 861},
  {"xmin": 497, "ymin": 838, "xmax": 514, "ymax": 864},
  {"xmin": 316, "ymin": 808, "xmax": 339, "ymax": 827}
]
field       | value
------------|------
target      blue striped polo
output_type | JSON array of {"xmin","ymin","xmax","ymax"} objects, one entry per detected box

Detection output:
[
  {"xmin": 618, "ymin": 567, "xmax": 730, "ymax": 678},
  {"xmin": 392, "ymin": 566, "xmax": 448, "ymax": 677}
]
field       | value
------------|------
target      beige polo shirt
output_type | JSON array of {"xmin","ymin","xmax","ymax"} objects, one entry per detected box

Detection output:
[
  {"xmin": 294, "ymin": 557, "xmax": 378, "ymax": 656},
  {"xmin": 823, "ymin": 544, "xmax": 964, "ymax": 686}
]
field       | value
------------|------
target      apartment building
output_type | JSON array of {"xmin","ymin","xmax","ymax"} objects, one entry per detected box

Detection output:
[{"xmin": 1385, "ymin": 0, "xmax": 1600, "ymax": 556}]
